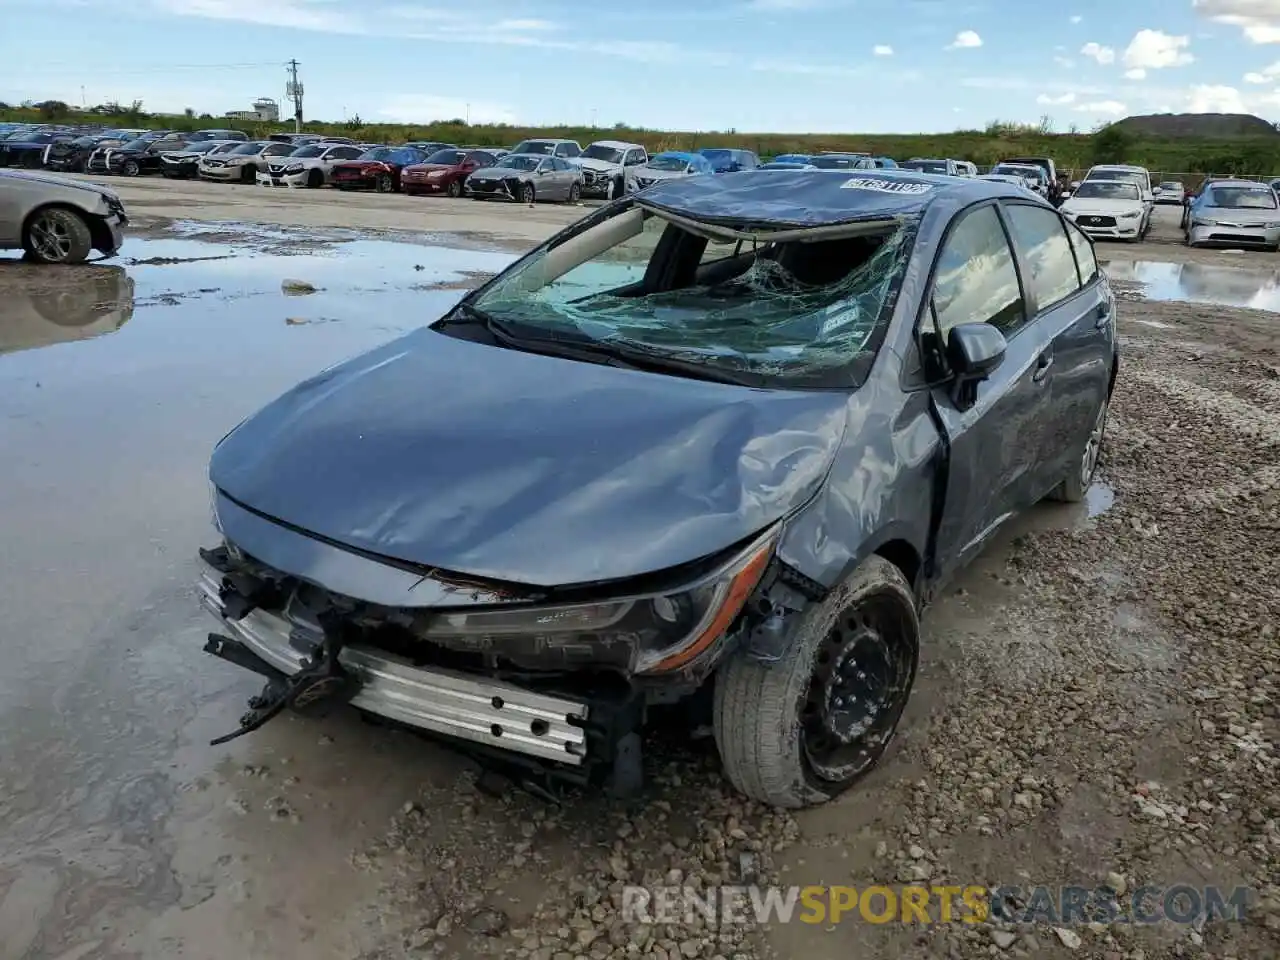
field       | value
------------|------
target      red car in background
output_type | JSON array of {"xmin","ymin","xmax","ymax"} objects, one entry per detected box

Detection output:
[
  {"xmin": 402, "ymin": 148, "xmax": 503, "ymax": 198},
  {"xmin": 330, "ymin": 145, "xmax": 429, "ymax": 192}
]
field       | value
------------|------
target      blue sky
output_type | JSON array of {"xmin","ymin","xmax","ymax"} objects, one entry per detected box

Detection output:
[{"xmin": 4, "ymin": 0, "xmax": 1280, "ymax": 132}]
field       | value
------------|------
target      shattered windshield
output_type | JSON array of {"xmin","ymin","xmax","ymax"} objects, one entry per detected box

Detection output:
[
  {"xmin": 468, "ymin": 204, "xmax": 913, "ymax": 388},
  {"xmin": 647, "ymin": 155, "xmax": 690, "ymax": 172}
]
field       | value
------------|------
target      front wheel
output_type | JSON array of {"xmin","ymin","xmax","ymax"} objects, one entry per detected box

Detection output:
[
  {"xmin": 22, "ymin": 207, "xmax": 93, "ymax": 264},
  {"xmin": 447, "ymin": 179, "xmax": 462, "ymax": 198},
  {"xmin": 376, "ymin": 173, "xmax": 394, "ymax": 193},
  {"xmin": 568, "ymin": 182, "xmax": 581, "ymax": 203},
  {"xmin": 240, "ymin": 164, "xmax": 256, "ymax": 184},
  {"xmin": 308, "ymin": 169, "xmax": 324, "ymax": 188},
  {"xmin": 121, "ymin": 159, "xmax": 140, "ymax": 177},
  {"xmin": 521, "ymin": 182, "xmax": 536, "ymax": 204},
  {"xmin": 713, "ymin": 555, "xmax": 919, "ymax": 809}
]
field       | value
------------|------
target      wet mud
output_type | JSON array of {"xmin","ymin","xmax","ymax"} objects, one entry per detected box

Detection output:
[{"xmin": 1, "ymin": 210, "xmax": 1277, "ymax": 960}]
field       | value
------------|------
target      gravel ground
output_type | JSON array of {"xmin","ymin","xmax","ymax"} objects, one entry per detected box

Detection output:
[{"xmin": 1, "ymin": 195, "xmax": 1276, "ymax": 960}]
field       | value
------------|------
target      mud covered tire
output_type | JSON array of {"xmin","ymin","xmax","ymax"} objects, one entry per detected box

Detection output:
[
  {"xmin": 22, "ymin": 206, "xmax": 94, "ymax": 264},
  {"xmin": 1049, "ymin": 394, "xmax": 1108, "ymax": 502},
  {"xmin": 713, "ymin": 555, "xmax": 919, "ymax": 809}
]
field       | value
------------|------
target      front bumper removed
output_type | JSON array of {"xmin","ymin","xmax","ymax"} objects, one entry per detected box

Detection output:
[{"xmin": 198, "ymin": 569, "xmax": 590, "ymax": 763}]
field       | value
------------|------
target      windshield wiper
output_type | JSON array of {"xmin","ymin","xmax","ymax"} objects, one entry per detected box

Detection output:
[{"xmin": 444, "ymin": 303, "xmax": 763, "ymax": 387}]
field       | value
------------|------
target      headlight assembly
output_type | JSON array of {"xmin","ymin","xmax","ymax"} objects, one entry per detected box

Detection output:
[
  {"xmin": 1120, "ymin": 211, "xmax": 1141, "ymax": 219},
  {"xmin": 411, "ymin": 525, "xmax": 779, "ymax": 675}
]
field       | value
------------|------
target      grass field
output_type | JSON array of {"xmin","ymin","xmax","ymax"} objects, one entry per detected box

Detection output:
[{"xmin": 5, "ymin": 104, "xmax": 1280, "ymax": 177}]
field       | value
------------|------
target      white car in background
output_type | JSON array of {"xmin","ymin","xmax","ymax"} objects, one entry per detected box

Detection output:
[
  {"xmin": 256, "ymin": 141, "xmax": 368, "ymax": 188},
  {"xmin": 1060, "ymin": 180, "xmax": 1148, "ymax": 241},
  {"xmin": 573, "ymin": 140, "xmax": 649, "ymax": 200},
  {"xmin": 1082, "ymin": 163, "xmax": 1154, "ymax": 232}
]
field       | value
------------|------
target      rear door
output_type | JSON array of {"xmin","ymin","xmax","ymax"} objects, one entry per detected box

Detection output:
[
  {"xmin": 999, "ymin": 201, "xmax": 1112, "ymax": 499},
  {"xmin": 925, "ymin": 202, "xmax": 1054, "ymax": 577}
]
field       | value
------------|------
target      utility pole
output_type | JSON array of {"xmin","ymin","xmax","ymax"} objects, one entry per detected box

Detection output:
[{"xmin": 285, "ymin": 59, "xmax": 304, "ymax": 133}]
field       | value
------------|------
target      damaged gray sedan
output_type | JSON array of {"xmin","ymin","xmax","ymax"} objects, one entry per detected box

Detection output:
[{"xmin": 198, "ymin": 170, "xmax": 1118, "ymax": 808}]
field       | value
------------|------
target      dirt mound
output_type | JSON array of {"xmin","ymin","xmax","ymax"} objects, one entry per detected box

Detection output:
[{"xmin": 1110, "ymin": 112, "xmax": 1280, "ymax": 138}]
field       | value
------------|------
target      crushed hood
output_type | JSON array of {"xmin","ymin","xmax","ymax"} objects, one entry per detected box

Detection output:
[{"xmin": 210, "ymin": 329, "xmax": 847, "ymax": 587}]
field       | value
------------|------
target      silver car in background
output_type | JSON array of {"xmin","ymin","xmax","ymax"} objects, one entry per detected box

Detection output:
[
  {"xmin": 1185, "ymin": 179, "xmax": 1280, "ymax": 251},
  {"xmin": 0, "ymin": 169, "xmax": 128, "ymax": 263},
  {"xmin": 464, "ymin": 153, "xmax": 583, "ymax": 204}
]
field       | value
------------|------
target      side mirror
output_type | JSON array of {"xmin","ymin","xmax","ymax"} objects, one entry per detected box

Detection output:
[{"xmin": 946, "ymin": 323, "xmax": 1006, "ymax": 408}]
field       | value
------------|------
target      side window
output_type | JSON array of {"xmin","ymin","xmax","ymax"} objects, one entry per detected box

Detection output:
[
  {"xmin": 338, "ymin": 147, "xmax": 361, "ymax": 159},
  {"xmin": 625, "ymin": 149, "xmax": 644, "ymax": 165},
  {"xmin": 931, "ymin": 205, "xmax": 1025, "ymax": 336},
  {"xmin": 1002, "ymin": 203, "xmax": 1082, "ymax": 308},
  {"xmin": 1064, "ymin": 220, "xmax": 1098, "ymax": 284},
  {"xmin": 265, "ymin": 143, "xmax": 293, "ymax": 156},
  {"xmin": 565, "ymin": 142, "xmax": 580, "ymax": 157}
]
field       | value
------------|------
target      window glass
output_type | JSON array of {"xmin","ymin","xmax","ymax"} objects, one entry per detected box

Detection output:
[
  {"xmin": 931, "ymin": 205, "xmax": 1024, "ymax": 335},
  {"xmin": 1064, "ymin": 220, "xmax": 1097, "ymax": 284},
  {"xmin": 1002, "ymin": 204, "xmax": 1081, "ymax": 308},
  {"xmin": 264, "ymin": 143, "xmax": 294, "ymax": 156}
]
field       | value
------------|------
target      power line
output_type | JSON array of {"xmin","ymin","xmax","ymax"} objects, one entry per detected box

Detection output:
[{"xmin": 14, "ymin": 62, "xmax": 285, "ymax": 77}]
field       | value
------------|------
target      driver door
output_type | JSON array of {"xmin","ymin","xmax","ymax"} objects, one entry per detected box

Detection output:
[{"xmin": 925, "ymin": 202, "xmax": 1054, "ymax": 581}]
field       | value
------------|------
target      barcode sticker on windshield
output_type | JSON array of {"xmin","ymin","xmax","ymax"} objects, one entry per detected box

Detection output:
[{"xmin": 840, "ymin": 177, "xmax": 932, "ymax": 195}]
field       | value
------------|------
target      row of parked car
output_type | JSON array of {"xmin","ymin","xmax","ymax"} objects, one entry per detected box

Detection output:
[{"xmin": 0, "ymin": 121, "xmax": 1048, "ymax": 208}]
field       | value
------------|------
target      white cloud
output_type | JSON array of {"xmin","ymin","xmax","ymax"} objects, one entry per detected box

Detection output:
[
  {"xmin": 1080, "ymin": 42, "xmax": 1115, "ymax": 64},
  {"xmin": 946, "ymin": 30, "xmax": 982, "ymax": 49},
  {"xmin": 873, "ymin": 44, "xmax": 893, "ymax": 56},
  {"xmin": 1074, "ymin": 100, "xmax": 1128, "ymax": 115},
  {"xmin": 1125, "ymin": 68, "xmax": 1147, "ymax": 79},
  {"xmin": 1193, "ymin": 0, "xmax": 1280, "ymax": 43},
  {"xmin": 1122, "ymin": 29, "xmax": 1194, "ymax": 70},
  {"xmin": 1054, "ymin": 55, "xmax": 1076, "ymax": 67},
  {"xmin": 1036, "ymin": 92, "xmax": 1077, "ymax": 105},
  {"xmin": 1070, "ymin": 14, "xmax": 1082, "ymax": 23},
  {"xmin": 378, "ymin": 93, "xmax": 516, "ymax": 125},
  {"xmin": 1186, "ymin": 83, "xmax": 1248, "ymax": 111},
  {"xmin": 1243, "ymin": 60, "xmax": 1280, "ymax": 82},
  {"xmin": 152, "ymin": 0, "xmax": 359, "ymax": 32}
]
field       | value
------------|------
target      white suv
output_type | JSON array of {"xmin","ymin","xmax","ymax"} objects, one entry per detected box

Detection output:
[{"xmin": 574, "ymin": 141, "xmax": 649, "ymax": 199}]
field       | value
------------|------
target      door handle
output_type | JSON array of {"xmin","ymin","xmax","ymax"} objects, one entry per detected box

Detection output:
[
  {"xmin": 1032, "ymin": 351, "xmax": 1054, "ymax": 383},
  {"xmin": 1095, "ymin": 299, "xmax": 1112, "ymax": 327}
]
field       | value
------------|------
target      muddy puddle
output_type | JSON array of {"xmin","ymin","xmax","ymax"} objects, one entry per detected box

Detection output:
[
  {"xmin": 1103, "ymin": 258, "xmax": 1280, "ymax": 311},
  {"xmin": 0, "ymin": 233, "xmax": 513, "ymax": 361}
]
